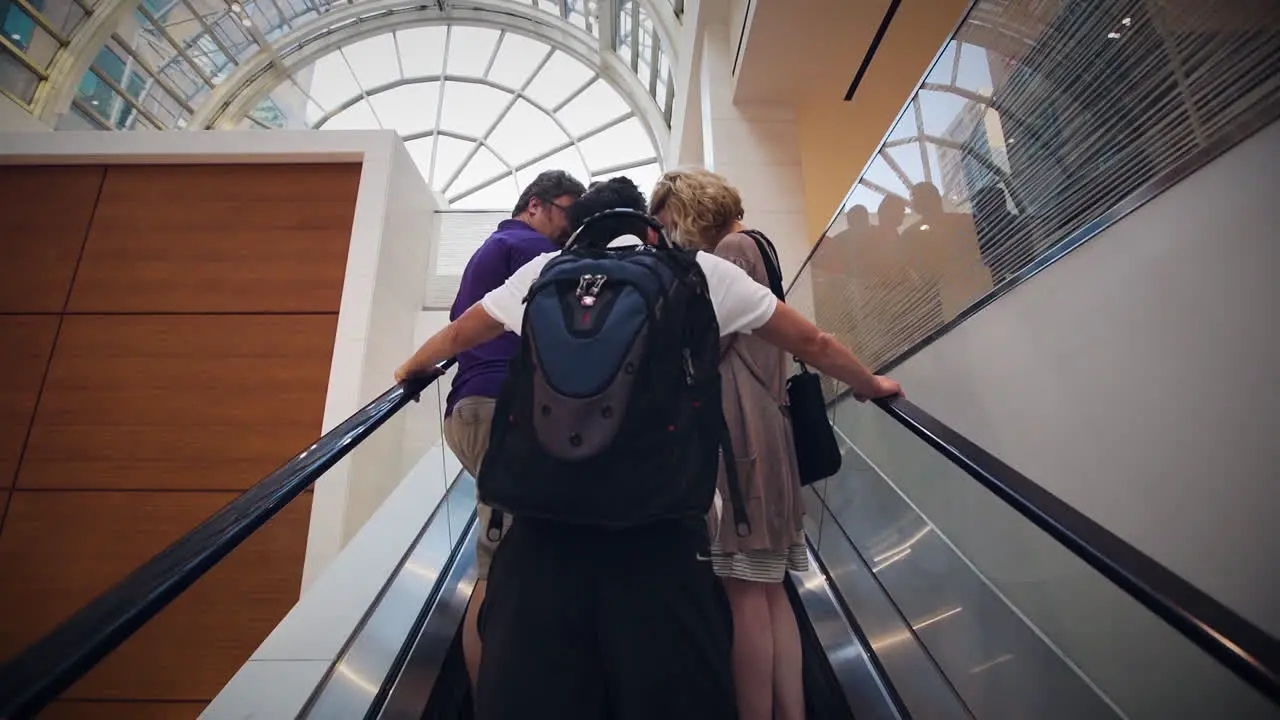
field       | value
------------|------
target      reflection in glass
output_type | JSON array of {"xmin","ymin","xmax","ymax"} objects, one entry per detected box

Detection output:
[{"xmin": 805, "ymin": 0, "xmax": 1280, "ymax": 375}]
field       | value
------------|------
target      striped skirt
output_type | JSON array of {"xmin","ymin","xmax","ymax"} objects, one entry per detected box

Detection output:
[{"xmin": 709, "ymin": 531, "xmax": 809, "ymax": 583}]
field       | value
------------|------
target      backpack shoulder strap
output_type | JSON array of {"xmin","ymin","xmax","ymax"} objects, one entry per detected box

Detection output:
[{"xmin": 740, "ymin": 230, "xmax": 785, "ymax": 301}]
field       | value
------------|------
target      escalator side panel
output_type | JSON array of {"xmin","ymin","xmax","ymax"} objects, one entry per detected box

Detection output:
[
  {"xmin": 784, "ymin": 574, "xmax": 859, "ymax": 719},
  {"xmin": 788, "ymin": 547, "xmax": 906, "ymax": 720},
  {"xmin": 805, "ymin": 498, "xmax": 972, "ymax": 720},
  {"xmin": 300, "ymin": 475, "xmax": 477, "ymax": 720},
  {"xmin": 379, "ymin": 528, "xmax": 477, "ymax": 719},
  {"xmin": 419, "ymin": 619, "xmax": 474, "ymax": 720}
]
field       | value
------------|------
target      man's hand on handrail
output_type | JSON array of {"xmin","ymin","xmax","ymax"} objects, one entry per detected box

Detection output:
[
  {"xmin": 395, "ymin": 361, "xmax": 445, "ymax": 385},
  {"xmin": 855, "ymin": 376, "xmax": 904, "ymax": 402}
]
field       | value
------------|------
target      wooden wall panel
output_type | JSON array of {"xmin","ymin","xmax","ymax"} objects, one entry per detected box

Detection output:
[
  {"xmin": 0, "ymin": 162, "xmax": 346, "ymax": 711},
  {"xmin": 19, "ymin": 314, "xmax": 336, "ymax": 491},
  {"xmin": 39, "ymin": 701, "xmax": 203, "ymax": 719},
  {"xmin": 0, "ymin": 490, "xmax": 311, "ymax": 701},
  {"xmin": 67, "ymin": 164, "xmax": 361, "ymax": 314},
  {"xmin": 0, "ymin": 316, "xmax": 60, "ymax": 488},
  {"xmin": 0, "ymin": 167, "xmax": 105, "ymax": 313}
]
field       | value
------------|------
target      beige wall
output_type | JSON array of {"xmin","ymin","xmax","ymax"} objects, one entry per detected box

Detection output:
[
  {"xmin": 681, "ymin": 0, "xmax": 971, "ymax": 248},
  {"xmin": 795, "ymin": 0, "xmax": 970, "ymax": 242}
]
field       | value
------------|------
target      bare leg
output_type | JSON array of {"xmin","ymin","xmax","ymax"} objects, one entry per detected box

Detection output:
[
  {"xmin": 463, "ymin": 579, "xmax": 488, "ymax": 697},
  {"xmin": 723, "ymin": 577, "xmax": 774, "ymax": 720},
  {"xmin": 766, "ymin": 582, "xmax": 805, "ymax": 720}
]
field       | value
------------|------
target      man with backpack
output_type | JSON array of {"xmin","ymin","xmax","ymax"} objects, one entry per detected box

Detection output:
[{"xmin": 396, "ymin": 177, "xmax": 902, "ymax": 719}]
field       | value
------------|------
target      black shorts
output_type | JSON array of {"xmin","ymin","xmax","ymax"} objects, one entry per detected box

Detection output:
[{"xmin": 475, "ymin": 518, "xmax": 738, "ymax": 720}]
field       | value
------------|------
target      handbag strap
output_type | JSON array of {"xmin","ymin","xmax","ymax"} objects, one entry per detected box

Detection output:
[
  {"xmin": 742, "ymin": 229, "xmax": 813, "ymax": 374},
  {"xmin": 741, "ymin": 229, "xmax": 786, "ymax": 301}
]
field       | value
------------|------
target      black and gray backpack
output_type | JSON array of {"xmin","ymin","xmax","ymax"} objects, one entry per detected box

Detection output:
[{"xmin": 477, "ymin": 209, "xmax": 749, "ymax": 535}]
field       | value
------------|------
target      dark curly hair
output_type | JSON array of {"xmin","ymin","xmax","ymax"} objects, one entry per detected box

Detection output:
[
  {"xmin": 567, "ymin": 176, "xmax": 652, "ymax": 248},
  {"xmin": 511, "ymin": 170, "xmax": 586, "ymax": 218}
]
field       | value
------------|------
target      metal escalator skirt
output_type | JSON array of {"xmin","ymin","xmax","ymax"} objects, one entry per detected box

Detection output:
[
  {"xmin": 302, "ymin": 475, "xmax": 478, "ymax": 720},
  {"xmin": 378, "ymin": 524, "xmax": 477, "ymax": 718},
  {"xmin": 791, "ymin": 544, "xmax": 905, "ymax": 720}
]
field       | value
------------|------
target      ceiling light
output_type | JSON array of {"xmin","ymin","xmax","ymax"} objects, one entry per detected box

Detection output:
[
  {"xmin": 1121, "ymin": 16, "xmax": 1132, "ymax": 26},
  {"xmin": 240, "ymin": 15, "xmax": 253, "ymax": 26},
  {"xmin": 1107, "ymin": 31, "xmax": 1121, "ymax": 39},
  {"xmin": 230, "ymin": 1, "xmax": 242, "ymax": 10}
]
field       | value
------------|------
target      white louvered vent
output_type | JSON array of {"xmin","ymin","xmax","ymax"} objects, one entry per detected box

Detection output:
[{"xmin": 425, "ymin": 211, "xmax": 510, "ymax": 310}]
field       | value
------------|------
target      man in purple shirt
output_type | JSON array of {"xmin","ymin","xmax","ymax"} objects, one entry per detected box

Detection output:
[{"xmin": 442, "ymin": 169, "xmax": 586, "ymax": 695}]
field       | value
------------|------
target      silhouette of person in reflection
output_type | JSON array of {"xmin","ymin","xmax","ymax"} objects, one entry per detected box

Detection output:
[
  {"xmin": 834, "ymin": 204, "xmax": 872, "ymax": 286},
  {"xmin": 971, "ymin": 184, "xmax": 1035, "ymax": 283},
  {"xmin": 824, "ymin": 204, "xmax": 873, "ymax": 354},
  {"xmin": 844, "ymin": 195, "xmax": 909, "ymax": 365},
  {"xmin": 845, "ymin": 203, "xmax": 872, "ymax": 233},
  {"xmin": 901, "ymin": 182, "xmax": 990, "ymax": 326},
  {"xmin": 873, "ymin": 194, "xmax": 907, "ymax": 239}
]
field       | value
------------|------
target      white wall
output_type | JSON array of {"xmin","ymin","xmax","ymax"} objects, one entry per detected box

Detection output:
[
  {"xmin": 304, "ymin": 136, "xmax": 440, "ymax": 587},
  {"xmin": 0, "ymin": 94, "xmax": 50, "ymax": 132},
  {"xmin": 326, "ymin": 140, "xmax": 437, "ymax": 556},
  {"xmin": 400, "ymin": 310, "xmax": 456, "ymax": 474},
  {"xmin": 892, "ymin": 120, "xmax": 1280, "ymax": 636}
]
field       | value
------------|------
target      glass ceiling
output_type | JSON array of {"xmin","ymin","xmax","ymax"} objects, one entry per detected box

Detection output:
[
  {"xmin": 39, "ymin": 0, "xmax": 673, "ymax": 133},
  {"xmin": 240, "ymin": 24, "xmax": 663, "ymax": 208},
  {"xmin": 16, "ymin": 0, "xmax": 675, "ymax": 209}
]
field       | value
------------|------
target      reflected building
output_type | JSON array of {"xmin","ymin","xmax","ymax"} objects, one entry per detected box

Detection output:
[{"xmin": 935, "ymin": 91, "xmax": 1010, "ymax": 211}]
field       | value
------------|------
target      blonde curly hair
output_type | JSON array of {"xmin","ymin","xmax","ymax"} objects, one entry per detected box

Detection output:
[{"xmin": 649, "ymin": 168, "xmax": 744, "ymax": 250}]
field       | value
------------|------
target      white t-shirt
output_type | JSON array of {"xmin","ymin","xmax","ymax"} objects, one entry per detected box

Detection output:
[{"xmin": 480, "ymin": 235, "xmax": 779, "ymax": 336}]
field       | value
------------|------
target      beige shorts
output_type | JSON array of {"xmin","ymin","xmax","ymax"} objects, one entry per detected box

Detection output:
[{"xmin": 442, "ymin": 396, "xmax": 511, "ymax": 581}]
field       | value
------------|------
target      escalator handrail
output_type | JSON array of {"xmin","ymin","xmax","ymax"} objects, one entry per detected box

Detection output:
[
  {"xmin": 0, "ymin": 362, "xmax": 454, "ymax": 720},
  {"xmin": 830, "ymin": 389, "xmax": 1280, "ymax": 704}
]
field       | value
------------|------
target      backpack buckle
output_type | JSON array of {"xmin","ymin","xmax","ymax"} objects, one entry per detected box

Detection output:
[{"xmin": 576, "ymin": 274, "xmax": 607, "ymax": 307}]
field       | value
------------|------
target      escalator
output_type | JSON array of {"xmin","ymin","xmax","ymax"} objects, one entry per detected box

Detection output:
[
  {"xmin": 0, "ymin": 371, "xmax": 1275, "ymax": 719},
  {"xmin": 410, "ymin": 550, "xmax": 865, "ymax": 720},
  {"xmin": 307, "ymin": 471, "xmax": 881, "ymax": 719},
  {"xmin": 404, "ymin": 519, "xmax": 865, "ymax": 719}
]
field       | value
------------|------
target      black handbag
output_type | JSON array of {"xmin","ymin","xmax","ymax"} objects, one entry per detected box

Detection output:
[{"xmin": 741, "ymin": 230, "xmax": 843, "ymax": 486}]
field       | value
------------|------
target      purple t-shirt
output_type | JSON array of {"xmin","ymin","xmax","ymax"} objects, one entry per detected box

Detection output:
[{"xmin": 445, "ymin": 219, "xmax": 558, "ymax": 416}]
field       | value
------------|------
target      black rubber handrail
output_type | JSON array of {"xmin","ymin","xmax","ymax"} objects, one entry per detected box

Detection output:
[
  {"xmin": 830, "ymin": 389, "xmax": 1280, "ymax": 705},
  {"xmin": 0, "ymin": 362, "xmax": 453, "ymax": 720}
]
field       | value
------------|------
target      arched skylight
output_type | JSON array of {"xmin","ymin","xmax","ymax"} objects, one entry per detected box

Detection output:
[
  {"xmin": 233, "ymin": 24, "xmax": 660, "ymax": 209},
  {"xmin": 52, "ymin": 0, "xmax": 675, "ymax": 139}
]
